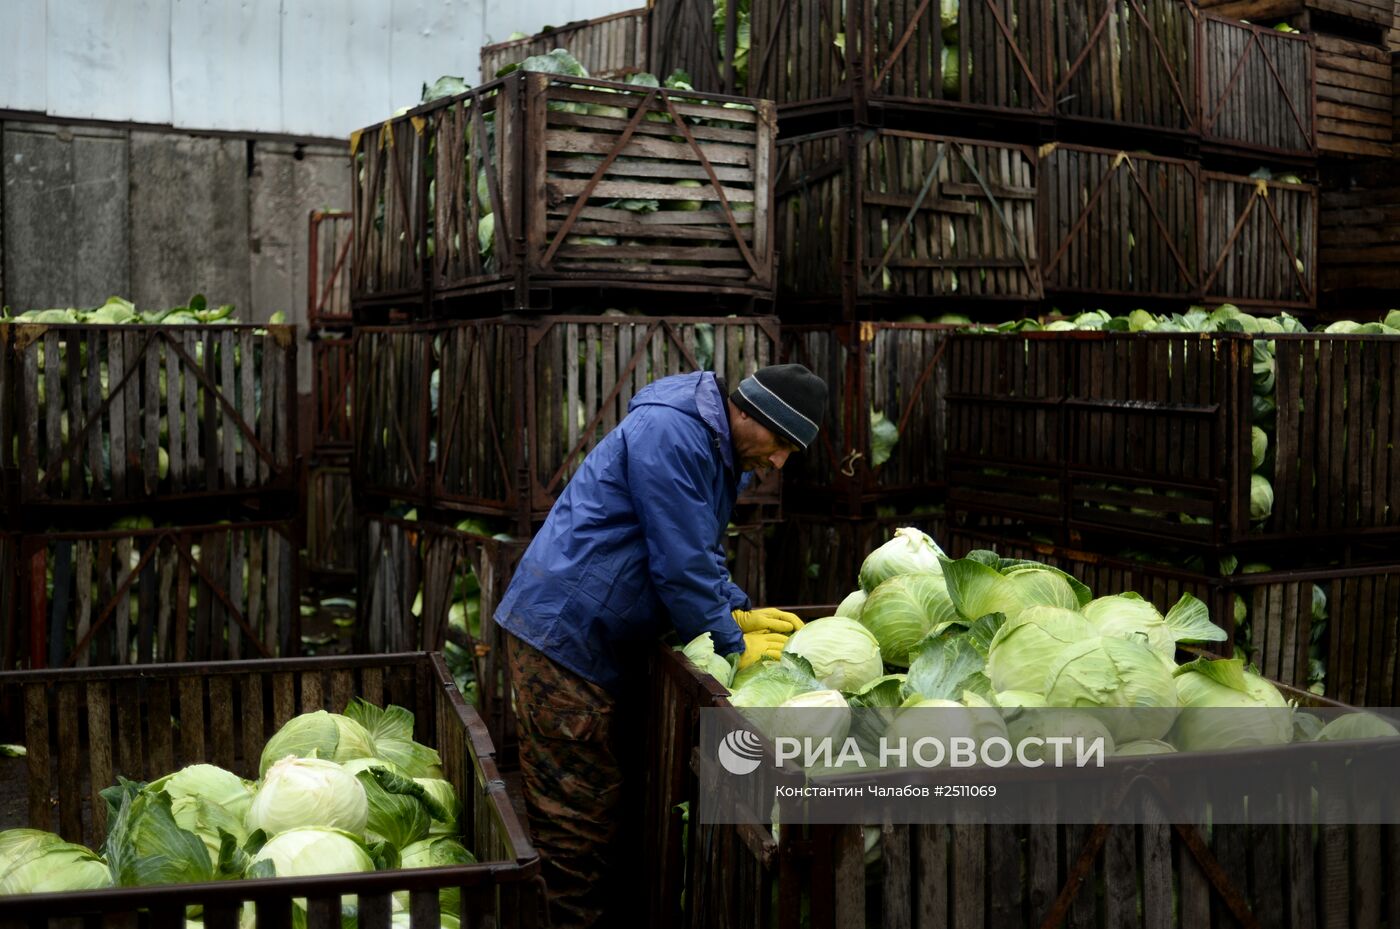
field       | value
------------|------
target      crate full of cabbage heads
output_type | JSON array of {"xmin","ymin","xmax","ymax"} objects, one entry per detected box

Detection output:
[{"xmin": 0, "ymin": 653, "xmax": 542, "ymax": 928}]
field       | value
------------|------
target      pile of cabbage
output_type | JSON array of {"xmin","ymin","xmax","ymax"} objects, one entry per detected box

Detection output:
[
  {"xmin": 0, "ymin": 701, "xmax": 475, "ymax": 926},
  {"xmin": 680, "ymin": 527, "xmax": 1396, "ymax": 766}
]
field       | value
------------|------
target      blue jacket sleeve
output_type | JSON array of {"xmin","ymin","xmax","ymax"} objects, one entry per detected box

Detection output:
[
  {"xmin": 624, "ymin": 411, "xmax": 746, "ymax": 657},
  {"xmin": 713, "ymin": 542, "xmax": 751, "ymax": 611}
]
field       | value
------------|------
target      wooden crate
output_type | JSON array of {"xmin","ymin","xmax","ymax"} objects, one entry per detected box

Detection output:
[
  {"xmin": 7, "ymin": 520, "xmax": 298, "ymax": 671},
  {"xmin": 426, "ymin": 71, "xmax": 775, "ymax": 309},
  {"xmin": 766, "ymin": 510, "xmax": 949, "ymax": 605},
  {"xmin": 649, "ymin": 0, "xmax": 747, "ymax": 96},
  {"xmin": 357, "ymin": 515, "xmax": 527, "ymax": 752},
  {"xmin": 645, "ymin": 639, "xmax": 1389, "ymax": 929},
  {"xmin": 352, "ymin": 325, "xmax": 436, "ymax": 505},
  {"xmin": 947, "ymin": 331, "xmax": 1400, "ymax": 549},
  {"xmin": 1039, "ymin": 144, "xmax": 1201, "ymax": 300},
  {"xmin": 311, "ymin": 334, "xmax": 353, "ymax": 452},
  {"xmin": 1052, "ymin": 0, "xmax": 1201, "ymax": 137},
  {"xmin": 748, "ymin": 0, "xmax": 1056, "ymax": 122},
  {"xmin": 1202, "ymin": 16, "xmax": 1317, "ymax": 156},
  {"xmin": 775, "ymin": 129, "xmax": 1042, "ymax": 311},
  {"xmin": 1201, "ymin": 171, "xmax": 1318, "ymax": 308},
  {"xmin": 431, "ymin": 315, "xmax": 782, "ymax": 524},
  {"xmin": 308, "ymin": 209, "xmax": 353, "ymax": 327},
  {"xmin": 0, "ymin": 653, "xmax": 543, "ymax": 929},
  {"xmin": 1199, "ymin": 0, "xmax": 1395, "ymax": 33},
  {"xmin": 1320, "ymin": 157, "xmax": 1400, "ymax": 297},
  {"xmin": 1317, "ymin": 33, "xmax": 1395, "ymax": 156},
  {"xmin": 782, "ymin": 322, "xmax": 954, "ymax": 514},
  {"xmin": 479, "ymin": 8, "xmax": 649, "ymax": 81},
  {"xmin": 306, "ymin": 462, "xmax": 355, "ymax": 580},
  {"xmin": 0, "ymin": 323, "xmax": 297, "ymax": 515},
  {"xmin": 350, "ymin": 115, "xmax": 429, "ymax": 307}
]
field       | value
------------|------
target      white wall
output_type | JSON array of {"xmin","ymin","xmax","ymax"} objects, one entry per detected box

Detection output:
[{"xmin": 0, "ymin": 0, "xmax": 627, "ymax": 140}]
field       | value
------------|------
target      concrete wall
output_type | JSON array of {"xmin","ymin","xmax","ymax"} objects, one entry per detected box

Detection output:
[
  {"xmin": 0, "ymin": 121, "xmax": 350, "ymax": 391},
  {"xmin": 1, "ymin": 0, "xmax": 628, "ymax": 139}
]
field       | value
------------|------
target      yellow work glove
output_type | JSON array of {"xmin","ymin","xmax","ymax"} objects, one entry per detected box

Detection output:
[
  {"xmin": 733, "ymin": 607, "xmax": 805, "ymax": 635},
  {"xmin": 737, "ymin": 631, "xmax": 788, "ymax": 670}
]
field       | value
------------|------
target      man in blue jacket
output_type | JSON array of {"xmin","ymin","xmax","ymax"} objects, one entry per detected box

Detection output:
[{"xmin": 495, "ymin": 363, "xmax": 827, "ymax": 929}]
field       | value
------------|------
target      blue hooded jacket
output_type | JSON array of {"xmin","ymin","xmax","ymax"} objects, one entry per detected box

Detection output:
[{"xmin": 494, "ymin": 371, "xmax": 751, "ymax": 692}]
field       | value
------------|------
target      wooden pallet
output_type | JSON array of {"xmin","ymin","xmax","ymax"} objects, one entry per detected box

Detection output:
[
  {"xmin": 1316, "ymin": 33, "xmax": 1395, "ymax": 156},
  {"xmin": 425, "ymin": 72, "xmax": 775, "ymax": 308},
  {"xmin": 479, "ymin": 8, "xmax": 649, "ymax": 82},
  {"xmin": 1201, "ymin": 16, "xmax": 1317, "ymax": 156},
  {"xmin": 782, "ymin": 322, "xmax": 954, "ymax": 514},
  {"xmin": 0, "ymin": 323, "xmax": 297, "ymax": 514},
  {"xmin": 1039, "ymin": 144, "xmax": 1201, "ymax": 300},
  {"xmin": 1201, "ymin": 171, "xmax": 1318, "ymax": 308},
  {"xmin": 775, "ymin": 129, "xmax": 1042, "ymax": 309}
]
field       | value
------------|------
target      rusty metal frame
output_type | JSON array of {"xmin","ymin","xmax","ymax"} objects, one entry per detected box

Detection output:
[{"xmin": 308, "ymin": 210, "xmax": 353, "ymax": 328}]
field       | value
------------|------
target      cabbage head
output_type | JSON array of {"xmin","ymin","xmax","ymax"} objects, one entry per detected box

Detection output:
[
  {"xmin": 681, "ymin": 631, "xmax": 737, "ymax": 688},
  {"xmin": 102, "ymin": 780, "xmax": 215, "ymax": 887},
  {"xmin": 994, "ymin": 690, "xmax": 1047, "ymax": 709},
  {"xmin": 1168, "ymin": 657, "xmax": 1292, "ymax": 751},
  {"xmin": 146, "ymin": 764, "xmax": 255, "ymax": 861},
  {"xmin": 835, "ymin": 589, "xmax": 867, "ymax": 620},
  {"xmin": 0, "ymin": 841, "xmax": 113, "ymax": 894},
  {"xmin": 247, "ymin": 757, "xmax": 368, "ymax": 836},
  {"xmin": 859, "ymin": 573, "xmax": 960, "ymax": 667},
  {"xmin": 416, "ymin": 778, "xmax": 461, "ymax": 835},
  {"xmin": 941, "ymin": 557, "xmax": 1080, "ymax": 623},
  {"xmin": 1007, "ymin": 709, "xmax": 1115, "ymax": 763},
  {"xmin": 987, "ymin": 606, "xmax": 1094, "ymax": 694},
  {"xmin": 1082, "ymin": 595, "xmax": 1175, "ymax": 669},
  {"xmin": 1315, "ymin": 713, "xmax": 1400, "ymax": 742},
  {"xmin": 259, "ymin": 710, "xmax": 376, "ymax": 776},
  {"xmin": 0, "ymin": 829, "xmax": 66, "ymax": 876},
  {"xmin": 341, "ymin": 760, "xmax": 431, "ymax": 849},
  {"xmin": 1044, "ymin": 636, "xmax": 1180, "ymax": 742},
  {"xmin": 858, "ymin": 528, "xmax": 946, "ymax": 592},
  {"xmin": 1251, "ymin": 427, "xmax": 1268, "ymax": 470},
  {"xmin": 882, "ymin": 698, "xmax": 1005, "ymax": 767},
  {"xmin": 783, "ymin": 616, "xmax": 884, "ymax": 691},
  {"xmin": 394, "ymin": 836, "xmax": 477, "ymax": 913},
  {"xmin": 344, "ymin": 699, "xmax": 443, "ymax": 778},
  {"xmin": 1250, "ymin": 474, "xmax": 1274, "ymax": 521},
  {"xmin": 768, "ymin": 689, "xmax": 851, "ymax": 746},
  {"xmin": 248, "ymin": 827, "xmax": 375, "ymax": 879},
  {"xmin": 1115, "ymin": 739, "xmax": 1176, "ymax": 756},
  {"xmin": 728, "ymin": 655, "xmax": 822, "ymax": 708}
]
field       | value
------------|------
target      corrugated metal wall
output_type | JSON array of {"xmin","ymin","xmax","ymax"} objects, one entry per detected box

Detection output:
[{"xmin": 1, "ymin": 0, "xmax": 624, "ymax": 138}]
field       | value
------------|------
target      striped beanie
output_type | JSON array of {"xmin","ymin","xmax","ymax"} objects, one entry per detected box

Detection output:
[{"xmin": 730, "ymin": 364, "xmax": 827, "ymax": 451}]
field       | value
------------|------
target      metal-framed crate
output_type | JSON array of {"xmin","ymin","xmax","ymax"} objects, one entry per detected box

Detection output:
[
  {"xmin": 645, "ymin": 627, "xmax": 1390, "ymax": 929},
  {"xmin": 1201, "ymin": 171, "xmax": 1318, "ymax": 309},
  {"xmin": 479, "ymin": 8, "xmax": 649, "ymax": 82},
  {"xmin": 775, "ymin": 129, "xmax": 1042, "ymax": 313},
  {"xmin": 311, "ymin": 333, "xmax": 354, "ymax": 453},
  {"xmin": 351, "ymin": 116, "xmax": 430, "ymax": 309},
  {"xmin": 0, "ymin": 652, "xmax": 543, "ymax": 929},
  {"xmin": 357, "ymin": 515, "xmax": 527, "ymax": 752},
  {"xmin": 0, "ymin": 323, "xmax": 298, "ymax": 517},
  {"xmin": 1197, "ymin": 0, "xmax": 1395, "ymax": 37},
  {"xmin": 782, "ymin": 321, "xmax": 954, "ymax": 515},
  {"xmin": 1038, "ymin": 144, "xmax": 1201, "ymax": 301},
  {"xmin": 354, "ymin": 316, "xmax": 782, "ymax": 528},
  {"xmin": 1201, "ymin": 16, "xmax": 1316, "ymax": 158},
  {"xmin": 308, "ymin": 210, "xmax": 354, "ymax": 328},
  {"xmin": 766, "ymin": 509, "xmax": 949, "ymax": 605},
  {"xmin": 6, "ymin": 519, "xmax": 299, "ymax": 672},
  {"xmin": 946, "ymin": 330, "xmax": 1400, "ymax": 550},
  {"xmin": 421, "ymin": 71, "xmax": 775, "ymax": 312},
  {"xmin": 306, "ymin": 462, "xmax": 355, "ymax": 582}
]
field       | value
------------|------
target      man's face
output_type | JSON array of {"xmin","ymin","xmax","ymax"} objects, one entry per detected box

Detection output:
[{"xmin": 731, "ymin": 407, "xmax": 800, "ymax": 474}]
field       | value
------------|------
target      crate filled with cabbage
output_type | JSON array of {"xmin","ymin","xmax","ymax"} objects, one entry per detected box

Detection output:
[
  {"xmin": 680, "ymin": 527, "xmax": 1396, "ymax": 759},
  {"xmin": 0, "ymin": 296, "xmax": 297, "ymax": 512},
  {"xmin": 0, "ymin": 653, "xmax": 539, "ymax": 928},
  {"xmin": 946, "ymin": 308, "xmax": 1400, "ymax": 548}
]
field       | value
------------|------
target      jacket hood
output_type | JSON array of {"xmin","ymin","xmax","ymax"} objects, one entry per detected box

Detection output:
[{"xmin": 627, "ymin": 371, "xmax": 734, "ymax": 472}]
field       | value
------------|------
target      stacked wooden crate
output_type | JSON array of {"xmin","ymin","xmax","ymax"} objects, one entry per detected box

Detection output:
[{"xmin": 0, "ymin": 318, "xmax": 301, "ymax": 669}]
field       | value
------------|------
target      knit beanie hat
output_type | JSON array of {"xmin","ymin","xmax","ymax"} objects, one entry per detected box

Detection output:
[{"xmin": 730, "ymin": 364, "xmax": 827, "ymax": 451}]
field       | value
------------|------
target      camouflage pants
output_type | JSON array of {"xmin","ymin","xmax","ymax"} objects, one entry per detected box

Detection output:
[{"xmin": 507, "ymin": 633, "xmax": 646, "ymax": 929}]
